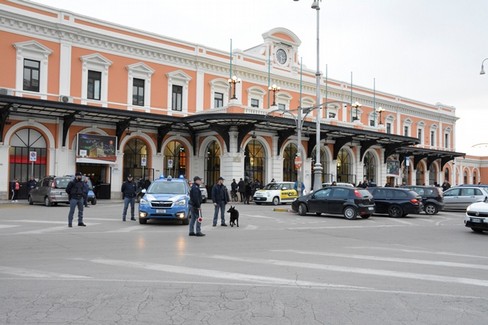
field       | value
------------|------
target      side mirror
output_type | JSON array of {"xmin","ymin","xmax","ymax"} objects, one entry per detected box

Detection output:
[{"xmin": 142, "ymin": 189, "xmax": 147, "ymax": 194}]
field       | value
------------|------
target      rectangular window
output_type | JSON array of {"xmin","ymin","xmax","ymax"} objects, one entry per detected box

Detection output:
[
  {"xmin": 132, "ymin": 78, "xmax": 145, "ymax": 106},
  {"xmin": 386, "ymin": 122, "xmax": 392, "ymax": 134},
  {"xmin": 404, "ymin": 126, "xmax": 409, "ymax": 137},
  {"xmin": 250, "ymin": 98, "xmax": 259, "ymax": 108},
  {"xmin": 278, "ymin": 103, "xmax": 286, "ymax": 110},
  {"xmin": 444, "ymin": 133, "xmax": 449, "ymax": 148},
  {"xmin": 87, "ymin": 70, "xmax": 102, "ymax": 100},
  {"xmin": 214, "ymin": 92, "xmax": 224, "ymax": 108},
  {"xmin": 431, "ymin": 131, "xmax": 435, "ymax": 146},
  {"xmin": 328, "ymin": 112, "xmax": 336, "ymax": 119},
  {"xmin": 172, "ymin": 85, "xmax": 183, "ymax": 111},
  {"xmin": 370, "ymin": 119, "xmax": 375, "ymax": 127},
  {"xmin": 23, "ymin": 59, "xmax": 40, "ymax": 92},
  {"xmin": 418, "ymin": 129, "xmax": 423, "ymax": 143}
]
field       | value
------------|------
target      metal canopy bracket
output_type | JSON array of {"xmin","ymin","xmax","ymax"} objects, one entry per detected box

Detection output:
[
  {"xmin": 62, "ymin": 112, "xmax": 76, "ymax": 147},
  {"xmin": 209, "ymin": 124, "xmax": 231, "ymax": 153},
  {"xmin": 277, "ymin": 129, "xmax": 296, "ymax": 156},
  {"xmin": 359, "ymin": 139, "xmax": 379, "ymax": 161},
  {"xmin": 185, "ymin": 123, "xmax": 198, "ymax": 156},
  {"xmin": 157, "ymin": 125, "xmax": 171, "ymax": 154},
  {"xmin": 427, "ymin": 155, "xmax": 441, "ymax": 170},
  {"xmin": 116, "ymin": 119, "xmax": 131, "ymax": 150},
  {"xmin": 333, "ymin": 136, "xmax": 353, "ymax": 160},
  {"xmin": 0, "ymin": 104, "xmax": 11, "ymax": 143},
  {"xmin": 236, "ymin": 124, "xmax": 256, "ymax": 153},
  {"xmin": 383, "ymin": 143, "xmax": 405, "ymax": 163}
]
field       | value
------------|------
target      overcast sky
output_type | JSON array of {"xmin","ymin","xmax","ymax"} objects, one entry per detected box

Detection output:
[{"xmin": 30, "ymin": 0, "xmax": 488, "ymax": 155}]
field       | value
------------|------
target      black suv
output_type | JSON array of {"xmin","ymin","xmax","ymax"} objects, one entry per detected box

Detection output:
[
  {"xmin": 291, "ymin": 186, "xmax": 375, "ymax": 220},
  {"xmin": 368, "ymin": 187, "xmax": 422, "ymax": 218},
  {"xmin": 402, "ymin": 186, "xmax": 444, "ymax": 215}
]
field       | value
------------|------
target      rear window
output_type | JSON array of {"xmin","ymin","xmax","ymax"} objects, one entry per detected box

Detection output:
[
  {"xmin": 54, "ymin": 177, "xmax": 71, "ymax": 189},
  {"xmin": 331, "ymin": 188, "xmax": 350, "ymax": 199},
  {"xmin": 358, "ymin": 189, "xmax": 372, "ymax": 197},
  {"xmin": 393, "ymin": 190, "xmax": 409, "ymax": 199},
  {"xmin": 264, "ymin": 183, "xmax": 280, "ymax": 190}
]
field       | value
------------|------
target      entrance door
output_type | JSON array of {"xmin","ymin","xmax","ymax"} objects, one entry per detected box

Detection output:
[
  {"xmin": 244, "ymin": 140, "xmax": 265, "ymax": 184},
  {"xmin": 205, "ymin": 141, "xmax": 221, "ymax": 198}
]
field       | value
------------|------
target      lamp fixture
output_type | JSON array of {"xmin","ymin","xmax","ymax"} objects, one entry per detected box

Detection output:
[
  {"xmin": 268, "ymin": 84, "xmax": 281, "ymax": 106},
  {"xmin": 352, "ymin": 101, "xmax": 362, "ymax": 121},
  {"xmin": 376, "ymin": 106, "xmax": 385, "ymax": 125},
  {"xmin": 228, "ymin": 75, "xmax": 241, "ymax": 100}
]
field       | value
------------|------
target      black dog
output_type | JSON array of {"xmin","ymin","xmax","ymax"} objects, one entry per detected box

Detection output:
[{"xmin": 227, "ymin": 206, "xmax": 239, "ymax": 227}]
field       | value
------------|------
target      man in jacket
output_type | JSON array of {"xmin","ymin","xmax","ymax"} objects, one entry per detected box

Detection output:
[
  {"xmin": 189, "ymin": 176, "xmax": 205, "ymax": 237},
  {"xmin": 121, "ymin": 174, "xmax": 137, "ymax": 221},
  {"xmin": 82, "ymin": 177, "xmax": 90, "ymax": 208},
  {"xmin": 66, "ymin": 172, "xmax": 86, "ymax": 227},
  {"xmin": 212, "ymin": 177, "xmax": 229, "ymax": 226},
  {"xmin": 237, "ymin": 178, "xmax": 245, "ymax": 202}
]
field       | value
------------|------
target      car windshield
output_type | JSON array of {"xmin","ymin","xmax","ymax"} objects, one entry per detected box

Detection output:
[
  {"xmin": 148, "ymin": 182, "xmax": 187, "ymax": 194},
  {"xmin": 55, "ymin": 177, "xmax": 71, "ymax": 189},
  {"xmin": 264, "ymin": 183, "xmax": 280, "ymax": 190}
]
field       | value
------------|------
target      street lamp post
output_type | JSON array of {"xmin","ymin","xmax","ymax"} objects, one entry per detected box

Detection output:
[
  {"xmin": 377, "ymin": 106, "xmax": 385, "ymax": 125},
  {"xmin": 268, "ymin": 84, "xmax": 280, "ymax": 106},
  {"xmin": 228, "ymin": 75, "xmax": 241, "ymax": 100},
  {"xmin": 479, "ymin": 58, "xmax": 488, "ymax": 75},
  {"xmin": 352, "ymin": 101, "xmax": 361, "ymax": 121},
  {"xmin": 294, "ymin": 0, "xmax": 322, "ymax": 192}
]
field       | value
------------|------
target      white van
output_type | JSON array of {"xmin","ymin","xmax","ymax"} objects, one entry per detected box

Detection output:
[{"xmin": 253, "ymin": 182, "xmax": 298, "ymax": 205}]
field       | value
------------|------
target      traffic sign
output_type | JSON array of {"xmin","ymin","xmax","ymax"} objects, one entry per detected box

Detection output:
[
  {"xmin": 29, "ymin": 151, "xmax": 37, "ymax": 162},
  {"xmin": 141, "ymin": 156, "xmax": 147, "ymax": 167},
  {"xmin": 294, "ymin": 155, "xmax": 302, "ymax": 170}
]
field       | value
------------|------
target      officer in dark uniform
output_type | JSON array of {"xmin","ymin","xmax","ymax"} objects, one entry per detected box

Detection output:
[
  {"xmin": 66, "ymin": 172, "xmax": 86, "ymax": 227},
  {"xmin": 121, "ymin": 174, "xmax": 137, "ymax": 221},
  {"xmin": 189, "ymin": 176, "xmax": 205, "ymax": 237}
]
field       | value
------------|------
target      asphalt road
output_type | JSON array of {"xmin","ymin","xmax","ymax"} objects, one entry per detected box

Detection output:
[{"xmin": 0, "ymin": 200, "xmax": 487, "ymax": 325}]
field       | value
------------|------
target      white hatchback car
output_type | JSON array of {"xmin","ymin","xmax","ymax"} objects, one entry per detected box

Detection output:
[
  {"xmin": 464, "ymin": 198, "xmax": 488, "ymax": 233},
  {"xmin": 253, "ymin": 182, "xmax": 298, "ymax": 205}
]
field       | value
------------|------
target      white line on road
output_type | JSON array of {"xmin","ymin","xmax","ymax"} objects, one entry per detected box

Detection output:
[
  {"xmin": 385, "ymin": 218, "xmax": 414, "ymax": 225},
  {"xmin": 206, "ymin": 255, "xmax": 488, "ymax": 288},
  {"xmin": 271, "ymin": 249, "xmax": 488, "ymax": 271},
  {"xmin": 87, "ymin": 258, "xmax": 369, "ymax": 290},
  {"xmin": 106, "ymin": 225, "xmax": 147, "ymax": 233},
  {"xmin": 0, "ymin": 225, "xmax": 20, "ymax": 229},
  {"xmin": 350, "ymin": 246, "xmax": 488, "ymax": 260},
  {"xmin": 287, "ymin": 224, "xmax": 404, "ymax": 230},
  {"xmin": 0, "ymin": 266, "xmax": 90, "ymax": 279},
  {"xmin": 3, "ymin": 220, "xmax": 66, "ymax": 224},
  {"xmin": 15, "ymin": 226, "xmax": 71, "ymax": 235}
]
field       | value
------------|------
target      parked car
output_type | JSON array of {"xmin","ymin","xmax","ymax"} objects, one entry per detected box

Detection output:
[
  {"xmin": 322, "ymin": 182, "xmax": 354, "ymax": 188},
  {"xmin": 253, "ymin": 182, "xmax": 298, "ymax": 205},
  {"xmin": 199, "ymin": 184, "xmax": 208, "ymax": 203},
  {"xmin": 28, "ymin": 176, "xmax": 71, "ymax": 206},
  {"xmin": 402, "ymin": 185, "xmax": 444, "ymax": 215},
  {"xmin": 368, "ymin": 187, "xmax": 422, "ymax": 218},
  {"xmin": 464, "ymin": 198, "xmax": 488, "ymax": 233},
  {"xmin": 138, "ymin": 176, "xmax": 190, "ymax": 225},
  {"xmin": 443, "ymin": 186, "xmax": 488, "ymax": 210},
  {"xmin": 291, "ymin": 186, "xmax": 375, "ymax": 220}
]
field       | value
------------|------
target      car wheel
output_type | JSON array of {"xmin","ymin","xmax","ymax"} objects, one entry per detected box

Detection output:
[
  {"xmin": 139, "ymin": 218, "xmax": 147, "ymax": 224},
  {"xmin": 272, "ymin": 197, "xmax": 280, "ymax": 206},
  {"xmin": 298, "ymin": 203, "xmax": 307, "ymax": 216},
  {"xmin": 44, "ymin": 197, "xmax": 52, "ymax": 207},
  {"xmin": 316, "ymin": 212, "xmax": 321, "ymax": 216},
  {"xmin": 28, "ymin": 196, "xmax": 34, "ymax": 205},
  {"xmin": 362, "ymin": 214, "xmax": 371, "ymax": 219},
  {"xmin": 424, "ymin": 203, "xmax": 438, "ymax": 215},
  {"xmin": 388, "ymin": 205, "xmax": 403, "ymax": 218},
  {"xmin": 91, "ymin": 198, "xmax": 97, "ymax": 205},
  {"xmin": 255, "ymin": 202, "xmax": 262, "ymax": 205},
  {"xmin": 343, "ymin": 206, "xmax": 357, "ymax": 220},
  {"xmin": 471, "ymin": 228, "xmax": 484, "ymax": 233}
]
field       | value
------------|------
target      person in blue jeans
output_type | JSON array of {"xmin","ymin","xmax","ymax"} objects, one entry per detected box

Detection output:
[
  {"xmin": 121, "ymin": 174, "xmax": 137, "ymax": 221},
  {"xmin": 212, "ymin": 177, "xmax": 229, "ymax": 226},
  {"xmin": 65, "ymin": 172, "xmax": 86, "ymax": 227},
  {"xmin": 189, "ymin": 176, "xmax": 205, "ymax": 237}
]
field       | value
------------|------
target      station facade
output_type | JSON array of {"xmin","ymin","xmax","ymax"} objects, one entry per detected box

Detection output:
[{"xmin": 0, "ymin": 0, "xmax": 485, "ymax": 200}]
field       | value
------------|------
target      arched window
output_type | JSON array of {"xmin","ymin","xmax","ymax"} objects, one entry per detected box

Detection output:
[
  {"xmin": 429, "ymin": 164, "xmax": 438, "ymax": 185},
  {"xmin": 416, "ymin": 161, "xmax": 425, "ymax": 185},
  {"xmin": 311, "ymin": 147, "xmax": 330, "ymax": 186},
  {"xmin": 444, "ymin": 168, "xmax": 450, "ymax": 183},
  {"xmin": 363, "ymin": 151, "xmax": 377, "ymax": 184},
  {"xmin": 283, "ymin": 143, "xmax": 297, "ymax": 182},
  {"xmin": 9, "ymin": 128, "xmax": 47, "ymax": 187},
  {"xmin": 337, "ymin": 148, "xmax": 354, "ymax": 184},
  {"xmin": 463, "ymin": 170, "xmax": 468, "ymax": 184},
  {"xmin": 205, "ymin": 141, "xmax": 221, "ymax": 188},
  {"xmin": 123, "ymin": 138, "xmax": 149, "ymax": 180},
  {"xmin": 163, "ymin": 140, "xmax": 187, "ymax": 178},
  {"xmin": 244, "ymin": 140, "xmax": 266, "ymax": 183},
  {"xmin": 473, "ymin": 170, "xmax": 477, "ymax": 184}
]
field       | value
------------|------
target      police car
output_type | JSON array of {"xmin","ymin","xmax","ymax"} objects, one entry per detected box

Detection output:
[
  {"xmin": 253, "ymin": 182, "xmax": 298, "ymax": 205},
  {"xmin": 138, "ymin": 176, "xmax": 190, "ymax": 225}
]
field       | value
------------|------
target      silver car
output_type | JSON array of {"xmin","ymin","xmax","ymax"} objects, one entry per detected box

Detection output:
[
  {"xmin": 464, "ymin": 198, "xmax": 488, "ymax": 233},
  {"xmin": 28, "ymin": 176, "xmax": 71, "ymax": 206},
  {"xmin": 443, "ymin": 186, "xmax": 488, "ymax": 210}
]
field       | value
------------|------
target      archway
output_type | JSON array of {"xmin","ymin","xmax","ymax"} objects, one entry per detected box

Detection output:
[
  {"xmin": 416, "ymin": 160, "xmax": 426, "ymax": 185},
  {"xmin": 205, "ymin": 140, "xmax": 221, "ymax": 193},
  {"xmin": 311, "ymin": 146, "xmax": 330, "ymax": 187},
  {"xmin": 163, "ymin": 140, "xmax": 187, "ymax": 179},
  {"xmin": 444, "ymin": 167, "xmax": 450, "ymax": 184},
  {"xmin": 9, "ymin": 128, "xmax": 47, "ymax": 199},
  {"xmin": 363, "ymin": 151, "xmax": 377, "ymax": 185},
  {"xmin": 244, "ymin": 139, "xmax": 266, "ymax": 184},
  {"xmin": 123, "ymin": 138, "xmax": 150, "ymax": 181},
  {"xmin": 429, "ymin": 162, "xmax": 438, "ymax": 185},
  {"xmin": 473, "ymin": 169, "xmax": 478, "ymax": 184},
  {"xmin": 337, "ymin": 148, "xmax": 354, "ymax": 184},
  {"xmin": 463, "ymin": 169, "xmax": 468, "ymax": 184},
  {"xmin": 283, "ymin": 143, "xmax": 297, "ymax": 182}
]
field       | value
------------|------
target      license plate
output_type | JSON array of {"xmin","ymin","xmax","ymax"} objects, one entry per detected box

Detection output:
[
  {"xmin": 471, "ymin": 218, "xmax": 483, "ymax": 223},
  {"xmin": 156, "ymin": 209, "xmax": 166, "ymax": 214}
]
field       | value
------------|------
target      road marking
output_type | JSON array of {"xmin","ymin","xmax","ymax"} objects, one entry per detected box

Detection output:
[
  {"xmin": 385, "ymin": 218, "xmax": 414, "ymax": 225},
  {"xmin": 0, "ymin": 225, "xmax": 19, "ymax": 229},
  {"xmin": 16, "ymin": 226, "xmax": 70, "ymax": 235},
  {"xmin": 87, "ymin": 217, "xmax": 120, "ymax": 222},
  {"xmin": 287, "ymin": 224, "xmax": 403, "ymax": 230},
  {"xmin": 350, "ymin": 246, "xmax": 488, "ymax": 260},
  {"xmin": 243, "ymin": 214, "xmax": 274, "ymax": 219},
  {"xmin": 206, "ymin": 255, "xmax": 488, "ymax": 288},
  {"xmin": 3, "ymin": 220, "xmax": 66, "ymax": 224},
  {"xmin": 107, "ymin": 225, "xmax": 147, "ymax": 233},
  {"xmin": 272, "ymin": 249, "xmax": 488, "ymax": 271},
  {"xmin": 0, "ymin": 266, "xmax": 90, "ymax": 279},
  {"xmin": 87, "ymin": 258, "xmax": 369, "ymax": 290}
]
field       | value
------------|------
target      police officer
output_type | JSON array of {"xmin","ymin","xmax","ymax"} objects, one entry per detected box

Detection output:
[
  {"xmin": 212, "ymin": 177, "xmax": 229, "ymax": 226},
  {"xmin": 189, "ymin": 176, "xmax": 205, "ymax": 237},
  {"xmin": 121, "ymin": 174, "xmax": 137, "ymax": 221},
  {"xmin": 66, "ymin": 172, "xmax": 86, "ymax": 227}
]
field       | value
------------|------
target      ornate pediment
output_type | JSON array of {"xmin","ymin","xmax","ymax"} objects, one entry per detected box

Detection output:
[{"xmin": 13, "ymin": 40, "xmax": 52, "ymax": 55}]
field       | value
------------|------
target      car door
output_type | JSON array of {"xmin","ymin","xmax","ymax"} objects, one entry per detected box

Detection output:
[
  {"xmin": 370, "ymin": 188, "xmax": 387, "ymax": 213},
  {"xmin": 328, "ymin": 188, "xmax": 350, "ymax": 214},
  {"xmin": 307, "ymin": 188, "xmax": 331, "ymax": 213},
  {"xmin": 443, "ymin": 188, "xmax": 460, "ymax": 209},
  {"xmin": 460, "ymin": 188, "xmax": 484, "ymax": 208}
]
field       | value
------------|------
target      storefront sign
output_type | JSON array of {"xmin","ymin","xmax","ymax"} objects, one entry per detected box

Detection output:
[{"xmin": 76, "ymin": 133, "xmax": 117, "ymax": 164}]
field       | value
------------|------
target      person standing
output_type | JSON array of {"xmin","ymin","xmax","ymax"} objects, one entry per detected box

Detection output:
[
  {"xmin": 237, "ymin": 178, "xmax": 245, "ymax": 202},
  {"xmin": 189, "ymin": 176, "xmax": 205, "ymax": 237},
  {"xmin": 82, "ymin": 177, "xmax": 90, "ymax": 208},
  {"xmin": 66, "ymin": 172, "xmax": 86, "ymax": 227},
  {"xmin": 212, "ymin": 177, "xmax": 229, "ymax": 226},
  {"xmin": 231, "ymin": 179, "xmax": 238, "ymax": 202},
  {"xmin": 11, "ymin": 179, "xmax": 20, "ymax": 202},
  {"xmin": 27, "ymin": 177, "xmax": 37, "ymax": 192},
  {"xmin": 121, "ymin": 174, "xmax": 137, "ymax": 221}
]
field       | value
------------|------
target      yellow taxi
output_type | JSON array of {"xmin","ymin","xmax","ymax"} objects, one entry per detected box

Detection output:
[{"xmin": 253, "ymin": 182, "xmax": 298, "ymax": 205}]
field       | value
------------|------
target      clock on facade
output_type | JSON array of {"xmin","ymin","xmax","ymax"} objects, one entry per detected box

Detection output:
[{"xmin": 276, "ymin": 48, "xmax": 287, "ymax": 65}]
